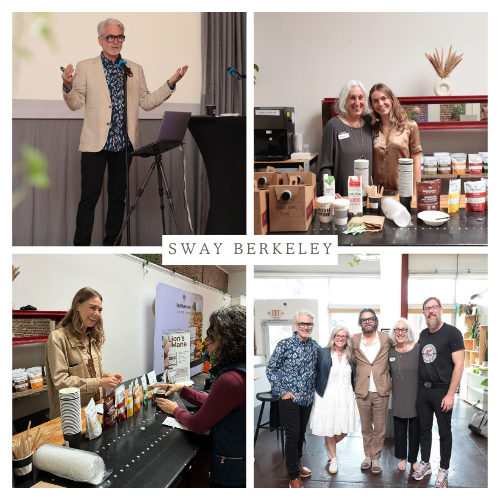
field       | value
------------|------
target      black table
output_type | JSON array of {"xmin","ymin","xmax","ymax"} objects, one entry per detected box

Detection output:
[
  {"xmin": 188, "ymin": 116, "xmax": 246, "ymax": 235},
  {"xmin": 271, "ymin": 208, "xmax": 487, "ymax": 246},
  {"xmin": 23, "ymin": 389, "xmax": 207, "ymax": 488}
]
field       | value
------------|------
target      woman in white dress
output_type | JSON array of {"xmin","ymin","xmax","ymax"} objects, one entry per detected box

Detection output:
[{"xmin": 311, "ymin": 325, "xmax": 358, "ymax": 473}]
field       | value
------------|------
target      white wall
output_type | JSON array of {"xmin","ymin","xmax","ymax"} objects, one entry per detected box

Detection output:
[
  {"xmin": 254, "ymin": 12, "xmax": 488, "ymax": 155},
  {"xmin": 12, "ymin": 254, "xmax": 229, "ymax": 420},
  {"xmin": 12, "ymin": 12, "xmax": 202, "ymax": 104},
  {"xmin": 254, "ymin": 298, "xmax": 318, "ymax": 354},
  {"xmin": 227, "ymin": 271, "xmax": 247, "ymax": 296}
]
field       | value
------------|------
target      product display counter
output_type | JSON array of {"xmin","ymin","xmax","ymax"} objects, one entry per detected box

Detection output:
[
  {"xmin": 13, "ymin": 378, "xmax": 208, "ymax": 488},
  {"xmin": 266, "ymin": 196, "xmax": 487, "ymax": 245}
]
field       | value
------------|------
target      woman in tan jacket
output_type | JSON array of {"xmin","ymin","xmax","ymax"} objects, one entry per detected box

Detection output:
[{"xmin": 45, "ymin": 287, "xmax": 123, "ymax": 419}]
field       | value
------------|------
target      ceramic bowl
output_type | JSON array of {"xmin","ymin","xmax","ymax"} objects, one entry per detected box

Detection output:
[{"xmin": 417, "ymin": 210, "xmax": 450, "ymax": 226}]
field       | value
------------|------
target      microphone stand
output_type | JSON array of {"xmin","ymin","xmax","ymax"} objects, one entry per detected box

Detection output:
[{"xmin": 117, "ymin": 58, "xmax": 132, "ymax": 246}]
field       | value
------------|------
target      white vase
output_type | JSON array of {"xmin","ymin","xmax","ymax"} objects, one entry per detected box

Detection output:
[{"xmin": 434, "ymin": 78, "xmax": 453, "ymax": 96}]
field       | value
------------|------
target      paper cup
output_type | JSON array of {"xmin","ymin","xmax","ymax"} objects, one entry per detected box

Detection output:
[
  {"xmin": 59, "ymin": 387, "xmax": 82, "ymax": 437},
  {"xmin": 317, "ymin": 195, "xmax": 334, "ymax": 223},
  {"xmin": 399, "ymin": 196, "xmax": 412, "ymax": 213},
  {"xmin": 13, "ymin": 451, "xmax": 34, "ymax": 486},
  {"xmin": 63, "ymin": 431, "xmax": 81, "ymax": 449},
  {"xmin": 206, "ymin": 104, "xmax": 216, "ymax": 116},
  {"xmin": 332, "ymin": 199, "xmax": 350, "ymax": 225},
  {"xmin": 369, "ymin": 196, "xmax": 382, "ymax": 215}
]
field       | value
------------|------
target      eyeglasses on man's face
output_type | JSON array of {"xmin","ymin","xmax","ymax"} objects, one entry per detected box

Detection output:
[
  {"xmin": 394, "ymin": 328, "xmax": 408, "ymax": 334},
  {"xmin": 297, "ymin": 322, "xmax": 314, "ymax": 329},
  {"xmin": 423, "ymin": 304, "xmax": 440, "ymax": 313},
  {"xmin": 360, "ymin": 316, "xmax": 375, "ymax": 324},
  {"xmin": 102, "ymin": 35, "xmax": 125, "ymax": 43}
]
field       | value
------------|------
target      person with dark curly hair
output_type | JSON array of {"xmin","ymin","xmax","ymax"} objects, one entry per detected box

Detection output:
[
  {"xmin": 157, "ymin": 305, "xmax": 246, "ymax": 488},
  {"xmin": 45, "ymin": 287, "xmax": 123, "ymax": 419}
]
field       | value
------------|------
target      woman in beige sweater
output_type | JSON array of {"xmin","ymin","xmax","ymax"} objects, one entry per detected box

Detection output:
[{"xmin": 45, "ymin": 287, "xmax": 123, "ymax": 419}]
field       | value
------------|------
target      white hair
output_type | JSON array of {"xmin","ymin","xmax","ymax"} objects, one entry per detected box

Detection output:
[
  {"xmin": 97, "ymin": 18, "xmax": 125, "ymax": 37},
  {"xmin": 389, "ymin": 317, "xmax": 415, "ymax": 345},
  {"xmin": 334, "ymin": 80, "xmax": 371, "ymax": 117},
  {"xmin": 294, "ymin": 309, "xmax": 315, "ymax": 323}
]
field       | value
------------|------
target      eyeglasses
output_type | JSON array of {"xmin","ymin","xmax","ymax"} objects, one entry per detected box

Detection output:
[
  {"xmin": 423, "ymin": 305, "xmax": 440, "ymax": 313},
  {"xmin": 297, "ymin": 322, "xmax": 314, "ymax": 329},
  {"xmin": 360, "ymin": 317, "xmax": 375, "ymax": 324},
  {"xmin": 102, "ymin": 35, "xmax": 125, "ymax": 43},
  {"xmin": 335, "ymin": 336, "xmax": 347, "ymax": 340},
  {"xmin": 394, "ymin": 328, "xmax": 408, "ymax": 334}
]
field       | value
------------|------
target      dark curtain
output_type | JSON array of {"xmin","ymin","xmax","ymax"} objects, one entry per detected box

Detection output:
[
  {"xmin": 201, "ymin": 13, "xmax": 247, "ymax": 116},
  {"xmin": 12, "ymin": 114, "xmax": 208, "ymax": 246}
]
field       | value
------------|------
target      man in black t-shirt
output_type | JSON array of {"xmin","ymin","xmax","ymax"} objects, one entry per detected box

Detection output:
[{"xmin": 412, "ymin": 297, "xmax": 464, "ymax": 488}]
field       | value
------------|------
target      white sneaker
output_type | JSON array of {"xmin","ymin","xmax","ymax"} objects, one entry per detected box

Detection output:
[{"xmin": 329, "ymin": 457, "xmax": 338, "ymax": 474}]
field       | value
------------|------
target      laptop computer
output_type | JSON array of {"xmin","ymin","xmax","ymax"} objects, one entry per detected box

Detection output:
[{"xmin": 131, "ymin": 110, "xmax": 192, "ymax": 157}]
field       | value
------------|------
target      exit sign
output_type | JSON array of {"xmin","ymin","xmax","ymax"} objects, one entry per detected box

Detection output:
[{"xmin": 271, "ymin": 309, "xmax": 281, "ymax": 317}]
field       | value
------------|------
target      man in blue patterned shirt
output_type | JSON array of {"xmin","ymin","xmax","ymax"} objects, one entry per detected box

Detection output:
[
  {"xmin": 266, "ymin": 310, "xmax": 320, "ymax": 488},
  {"xmin": 62, "ymin": 18, "xmax": 188, "ymax": 245}
]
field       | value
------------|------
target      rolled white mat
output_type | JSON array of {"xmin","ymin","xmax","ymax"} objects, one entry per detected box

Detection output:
[{"xmin": 33, "ymin": 444, "xmax": 109, "ymax": 485}]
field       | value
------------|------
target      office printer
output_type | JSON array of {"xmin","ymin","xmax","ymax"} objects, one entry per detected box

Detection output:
[{"xmin": 254, "ymin": 107, "xmax": 295, "ymax": 161}]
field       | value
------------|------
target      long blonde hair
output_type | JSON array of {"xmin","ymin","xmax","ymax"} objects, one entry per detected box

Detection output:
[{"xmin": 325, "ymin": 325, "xmax": 352, "ymax": 363}]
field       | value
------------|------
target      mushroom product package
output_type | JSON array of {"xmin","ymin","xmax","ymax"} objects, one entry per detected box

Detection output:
[
  {"xmin": 348, "ymin": 176, "xmax": 363, "ymax": 215},
  {"xmin": 126, "ymin": 381, "xmax": 134, "ymax": 417},
  {"xmin": 451, "ymin": 153, "xmax": 466, "ymax": 175},
  {"xmin": 85, "ymin": 398, "xmax": 102, "ymax": 440},
  {"xmin": 481, "ymin": 177, "xmax": 488, "ymax": 210},
  {"xmin": 464, "ymin": 180, "xmax": 486, "ymax": 211},
  {"xmin": 141, "ymin": 374, "xmax": 148, "ymax": 406},
  {"xmin": 147, "ymin": 370, "xmax": 157, "ymax": 399},
  {"xmin": 102, "ymin": 388, "xmax": 116, "ymax": 431},
  {"xmin": 133, "ymin": 378, "xmax": 141, "ymax": 412},
  {"xmin": 27, "ymin": 366, "xmax": 43, "ymax": 389},
  {"xmin": 115, "ymin": 384, "xmax": 127, "ymax": 421},
  {"xmin": 448, "ymin": 179, "xmax": 461, "ymax": 213},
  {"xmin": 468, "ymin": 154, "xmax": 483, "ymax": 175}
]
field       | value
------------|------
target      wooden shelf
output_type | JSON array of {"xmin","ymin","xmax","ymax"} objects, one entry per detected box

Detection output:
[{"xmin": 12, "ymin": 385, "xmax": 48, "ymax": 401}]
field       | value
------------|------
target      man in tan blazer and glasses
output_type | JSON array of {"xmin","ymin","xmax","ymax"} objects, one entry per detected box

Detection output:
[
  {"xmin": 351, "ymin": 308, "xmax": 391, "ymax": 475},
  {"xmin": 62, "ymin": 17, "xmax": 188, "ymax": 246}
]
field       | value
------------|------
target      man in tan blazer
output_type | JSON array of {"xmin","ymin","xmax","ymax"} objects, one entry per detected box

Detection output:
[
  {"xmin": 62, "ymin": 17, "xmax": 188, "ymax": 246},
  {"xmin": 351, "ymin": 308, "xmax": 391, "ymax": 475}
]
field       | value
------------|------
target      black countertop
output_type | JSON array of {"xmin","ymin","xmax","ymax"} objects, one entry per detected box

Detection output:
[
  {"xmin": 270, "ymin": 208, "xmax": 487, "ymax": 246},
  {"xmin": 22, "ymin": 374, "xmax": 210, "ymax": 488}
]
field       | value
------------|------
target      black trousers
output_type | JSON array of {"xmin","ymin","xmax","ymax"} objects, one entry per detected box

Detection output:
[
  {"xmin": 393, "ymin": 415, "xmax": 420, "ymax": 463},
  {"xmin": 74, "ymin": 149, "xmax": 132, "ymax": 246},
  {"xmin": 416, "ymin": 385, "xmax": 453, "ymax": 469},
  {"xmin": 279, "ymin": 399, "xmax": 312, "ymax": 480}
]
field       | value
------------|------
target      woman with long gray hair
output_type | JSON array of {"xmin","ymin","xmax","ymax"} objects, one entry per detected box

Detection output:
[
  {"xmin": 388, "ymin": 317, "xmax": 420, "ymax": 472},
  {"xmin": 310, "ymin": 325, "xmax": 358, "ymax": 474},
  {"xmin": 319, "ymin": 80, "xmax": 373, "ymax": 196}
]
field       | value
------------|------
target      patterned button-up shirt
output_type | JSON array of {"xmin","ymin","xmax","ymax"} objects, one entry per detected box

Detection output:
[
  {"xmin": 266, "ymin": 333, "xmax": 319, "ymax": 406},
  {"xmin": 101, "ymin": 52, "xmax": 127, "ymax": 152}
]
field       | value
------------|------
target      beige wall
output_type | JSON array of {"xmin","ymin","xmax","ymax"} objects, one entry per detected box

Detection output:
[
  {"xmin": 12, "ymin": 12, "xmax": 202, "ymax": 103},
  {"xmin": 254, "ymin": 12, "xmax": 488, "ymax": 155}
]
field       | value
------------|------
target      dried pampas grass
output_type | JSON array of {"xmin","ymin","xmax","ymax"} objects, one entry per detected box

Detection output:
[{"xmin": 425, "ymin": 45, "xmax": 464, "ymax": 78}]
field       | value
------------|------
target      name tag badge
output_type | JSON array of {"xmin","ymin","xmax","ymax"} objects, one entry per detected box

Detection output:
[
  {"xmin": 338, "ymin": 132, "xmax": 349, "ymax": 140},
  {"xmin": 389, "ymin": 357, "xmax": 396, "ymax": 362},
  {"xmin": 373, "ymin": 135, "xmax": 380, "ymax": 142}
]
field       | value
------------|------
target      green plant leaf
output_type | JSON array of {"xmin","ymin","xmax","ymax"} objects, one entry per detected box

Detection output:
[
  {"xmin": 254, "ymin": 64, "xmax": 259, "ymax": 72},
  {"xmin": 480, "ymin": 378, "xmax": 488, "ymax": 387}
]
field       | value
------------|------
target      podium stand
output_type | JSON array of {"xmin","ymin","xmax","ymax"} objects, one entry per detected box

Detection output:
[{"xmin": 188, "ymin": 116, "xmax": 246, "ymax": 235}]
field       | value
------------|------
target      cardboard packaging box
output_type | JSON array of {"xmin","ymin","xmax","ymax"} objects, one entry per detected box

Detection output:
[
  {"xmin": 269, "ymin": 176, "xmax": 315, "ymax": 232},
  {"xmin": 254, "ymin": 181, "xmax": 269, "ymax": 235},
  {"xmin": 254, "ymin": 166, "xmax": 283, "ymax": 190},
  {"xmin": 282, "ymin": 167, "xmax": 317, "ymax": 197}
]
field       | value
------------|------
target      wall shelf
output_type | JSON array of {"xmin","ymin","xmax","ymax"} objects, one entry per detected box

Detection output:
[
  {"xmin": 12, "ymin": 386, "xmax": 48, "ymax": 401},
  {"xmin": 322, "ymin": 95, "xmax": 488, "ymax": 131},
  {"xmin": 12, "ymin": 310, "xmax": 67, "ymax": 346}
]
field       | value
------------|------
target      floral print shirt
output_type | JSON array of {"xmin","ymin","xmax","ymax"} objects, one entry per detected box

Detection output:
[{"xmin": 266, "ymin": 333, "xmax": 319, "ymax": 406}]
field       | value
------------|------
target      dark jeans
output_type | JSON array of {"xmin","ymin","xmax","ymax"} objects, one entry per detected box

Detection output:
[
  {"xmin": 279, "ymin": 398, "xmax": 312, "ymax": 480},
  {"xmin": 74, "ymin": 149, "xmax": 132, "ymax": 246},
  {"xmin": 393, "ymin": 415, "xmax": 419, "ymax": 463},
  {"xmin": 416, "ymin": 385, "xmax": 453, "ymax": 469}
]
